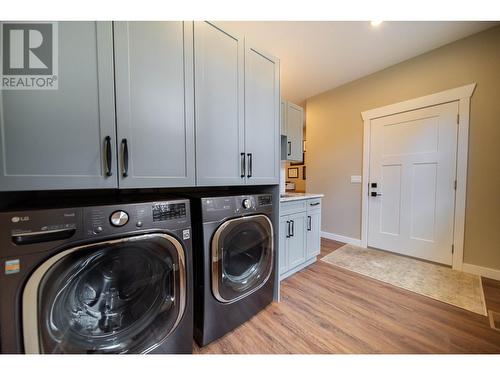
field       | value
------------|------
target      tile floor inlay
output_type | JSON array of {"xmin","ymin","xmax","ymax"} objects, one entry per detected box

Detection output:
[{"xmin": 321, "ymin": 244, "xmax": 487, "ymax": 316}]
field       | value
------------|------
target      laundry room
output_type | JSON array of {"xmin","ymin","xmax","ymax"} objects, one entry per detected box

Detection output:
[{"xmin": 1, "ymin": 0, "xmax": 500, "ymax": 375}]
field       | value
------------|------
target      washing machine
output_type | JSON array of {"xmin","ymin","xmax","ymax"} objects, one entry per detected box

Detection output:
[
  {"xmin": 191, "ymin": 194, "xmax": 275, "ymax": 346},
  {"xmin": 0, "ymin": 199, "xmax": 193, "ymax": 354}
]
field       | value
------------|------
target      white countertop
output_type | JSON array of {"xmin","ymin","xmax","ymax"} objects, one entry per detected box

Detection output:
[{"xmin": 280, "ymin": 192, "xmax": 324, "ymax": 203}]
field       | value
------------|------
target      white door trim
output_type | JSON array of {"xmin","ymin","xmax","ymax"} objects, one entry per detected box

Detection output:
[{"xmin": 360, "ymin": 83, "xmax": 476, "ymax": 271}]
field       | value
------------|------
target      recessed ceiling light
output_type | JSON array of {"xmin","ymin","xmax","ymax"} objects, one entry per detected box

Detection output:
[{"xmin": 371, "ymin": 21, "xmax": 383, "ymax": 27}]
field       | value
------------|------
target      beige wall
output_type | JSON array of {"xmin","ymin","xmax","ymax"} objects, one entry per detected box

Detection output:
[{"xmin": 306, "ymin": 25, "xmax": 500, "ymax": 270}]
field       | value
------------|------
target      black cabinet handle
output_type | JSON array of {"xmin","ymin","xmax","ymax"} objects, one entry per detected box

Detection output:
[
  {"xmin": 121, "ymin": 138, "xmax": 129, "ymax": 177},
  {"xmin": 307, "ymin": 215, "xmax": 312, "ymax": 231},
  {"xmin": 286, "ymin": 221, "xmax": 290, "ymax": 238},
  {"xmin": 104, "ymin": 136, "xmax": 112, "ymax": 177},
  {"xmin": 247, "ymin": 153, "xmax": 252, "ymax": 178},
  {"xmin": 240, "ymin": 153, "xmax": 246, "ymax": 178},
  {"xmin": 290, "ymin": 220, "xmax": 294, "ymax": 237},
  {"xmin": 287, "ymin": 141, "xmax": 291, "ymax": 156},
  {"xmin": 310, "ymin": 202, "xmax": 320, "ymax": 206}
]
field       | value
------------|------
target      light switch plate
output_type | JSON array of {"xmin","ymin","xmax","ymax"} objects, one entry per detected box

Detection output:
[{"xmin": 351, "ymin": 175, "xmax": 362, "ymax": 183}]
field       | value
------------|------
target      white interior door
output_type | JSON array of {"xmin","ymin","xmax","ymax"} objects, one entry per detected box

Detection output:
[{"xmin": 368, "ymin": 101, "xmax": 459, "ymax": 265}]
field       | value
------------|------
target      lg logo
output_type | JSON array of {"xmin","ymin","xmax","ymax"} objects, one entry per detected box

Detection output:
[
  {"xmin": 1, "ymin": 22, "xmax": 58, "ymax": 90},
  {"xmin": 11, "ymin": 216, "xmax": 29, "ymax": 223}
]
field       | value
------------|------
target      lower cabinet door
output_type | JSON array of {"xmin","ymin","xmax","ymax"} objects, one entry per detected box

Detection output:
[
  {"xmin": 306, "ymin": 211, "xmax": 321, "ymax": 258},
  {"xmin": 279, "ymin": 216, "xmax": 289, "ymax": 276},
  {"xmin": 287, "ymin": 212, "xmax": 306, "ymax": 269}
]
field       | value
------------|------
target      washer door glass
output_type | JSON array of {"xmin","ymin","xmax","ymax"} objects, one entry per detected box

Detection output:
[
  {"xmin": 212, "ymin": 214, "xmax": 273, "ymax": 303},
  {"xmin": 35, "ymin": 234, "xmax": 186, "ymax": 354}
]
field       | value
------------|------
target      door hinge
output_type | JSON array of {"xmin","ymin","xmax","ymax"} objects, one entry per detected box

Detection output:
[
  {"xmin": 452, "ymin": 244, "xmax": 454, "ymax": 254},
  {"xmin": 457, "ymin": 114, "xmax": 460, "ymax": 124},
  {"xmin": 454, "ymin": 180, "xmax": 457, "ymax": 190}
]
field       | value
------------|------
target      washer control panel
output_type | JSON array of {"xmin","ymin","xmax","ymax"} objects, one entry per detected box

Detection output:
[
  {"xmin": 0, "ymin": 199, "xmax": 191, "ymax": 258},
  {"xmin": 84, "ymin": 200, "xmax": 189, "ymax": 237}
]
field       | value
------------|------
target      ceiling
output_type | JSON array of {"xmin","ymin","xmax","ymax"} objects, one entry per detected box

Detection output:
[{"xmin": 216, "ymin": 21, "xmax": 497, "ymax": 103}]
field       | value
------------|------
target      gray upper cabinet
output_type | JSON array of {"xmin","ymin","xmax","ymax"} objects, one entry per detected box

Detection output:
[
  {"xmin": 114, "ymin": 21, "xmax": 195, "ymax": 188},
  {"xmin": 285, "ymin": 101, "xmax": 304, "ymax": 162},
  {"xmin": 244, "ymin": 44, "xmax": 280, "ymax": 185},
  {"xmin": 0, "ymin": 21, "xmax": 279, "ymax": 192},
  {"xmin": 0, "ymin": 22, "xmax": 117, "ymax": 191},
  {"xmin": 194, "ymin": 22, "xmax": 245, "ymax": 186}
]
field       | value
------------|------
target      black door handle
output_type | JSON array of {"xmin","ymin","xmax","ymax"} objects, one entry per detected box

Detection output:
[
  {"xmin": 307, "ymin": 216, "xmax": 312, "ymax": 231},
  {"xmin": 287, "ymin": 141, "xmax": 291, "ymax": 156},
  {"xmin": 240, "ymin": 153, "xmax": 245, "ymax": 178},
  {"xmin": 286, "ymin": 221, "xmax": 290, "ymax": 238},
  {"xmin": 121, "ymin": 138, "xmax": 129, "ymax": 177},
  {"xmin": 247, "ymin": 153, "xmax": 252, "ymax": 178},
  {"xmin": 290, "ymin": 220, "xmax": 294, "ymax": 237},
  {"xmin": 104, "ymin": 136, "xmax": 112, "ymax": 177}
]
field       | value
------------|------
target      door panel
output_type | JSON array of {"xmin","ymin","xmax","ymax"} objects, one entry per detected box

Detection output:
[
  {"xmin": 306, "ymin": 211, "xmax": 321, "ymax": 259},
  {"xmin": 114, "ymin": 21, "xmax": 195, "ymax": 188},
  {"xmin": 0, "ymin": 22, "xmax": 116, "ymax": 191},
  {"xmin": 194, "ymin": 22, "xmax": 245, "ymax": 186},
  {"xmin": 244, "ymin": 45, "xmax": 280, "ymax": 185},
  {"xmin": 368, "ymin": 101, "xmax": 459, "ymax": 265},
  {"xmin": 286, "ymin": 102, "xmax": 303, "ymax": 162},
  {"xmin": 287, "ymin": 212, "xmax": 306, "ymax": 269}
]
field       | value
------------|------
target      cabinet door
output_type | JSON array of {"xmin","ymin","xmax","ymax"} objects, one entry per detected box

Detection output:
[
  {"xmin": 244, "ymin": 45, "xmax": 280, "ymax": 185},
  {"xmin": 0, "ymin": 22, "xmax": 116, "ymax": 191},
  {"xmin": 194, "ymin": 22, "xmax": 245, "ymax": 186},
  {"xmin": 286, "ymin": 102, "xmax": 304, "ymax": 162},
  {"xmin": 279, "ymin": 216, "xmax": 289, "ymax": 276},
  {"xmin": 114, "ymin": 21, "xmax": 195, "ymax": 188},
  {"xmin": 306, "ymin": 210, "xmax": 321, "ymax": 258},
  {"xmin": 287, "ymin": 212, "xmax": 306, "ymax": 269}
]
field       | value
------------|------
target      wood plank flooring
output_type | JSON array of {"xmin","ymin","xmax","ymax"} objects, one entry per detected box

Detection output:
[{"xmin": 193, "ymin": 238, "xmax": 500, "ymax": 353}]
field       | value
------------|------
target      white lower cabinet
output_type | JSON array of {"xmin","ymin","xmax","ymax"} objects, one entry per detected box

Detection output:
[{"xmin": 279, "ymin": 198, "xmax": 322, "ymax": 280}]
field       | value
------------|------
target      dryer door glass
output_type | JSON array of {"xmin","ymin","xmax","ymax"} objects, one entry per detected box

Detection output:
[
  {"xmin": 212, "ymin": 214, "xmax": 273, "ymax": 303},
  {"xmin": 33, "ymin": 234, "xmax": 186, "ymax": 354}
]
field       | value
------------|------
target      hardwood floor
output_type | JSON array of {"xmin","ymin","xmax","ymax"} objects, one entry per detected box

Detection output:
[{"xmin": 193, "ymin": 238, "xmax": 500, "ymax": 353}]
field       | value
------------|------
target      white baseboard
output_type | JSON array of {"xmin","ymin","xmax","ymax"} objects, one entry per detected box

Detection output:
[
  {"xmin": 321, "ymin": 231, "xmax": 362, "ymax": 247},
  {"xmin": 462, "ymin": 263, "xmax": 500, "ymax": 281}
]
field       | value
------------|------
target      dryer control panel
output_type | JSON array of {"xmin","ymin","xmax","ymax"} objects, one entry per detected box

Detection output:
[{"xmin": 201, "ymin": 194, "xmax": 273, "ymax": 222}]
